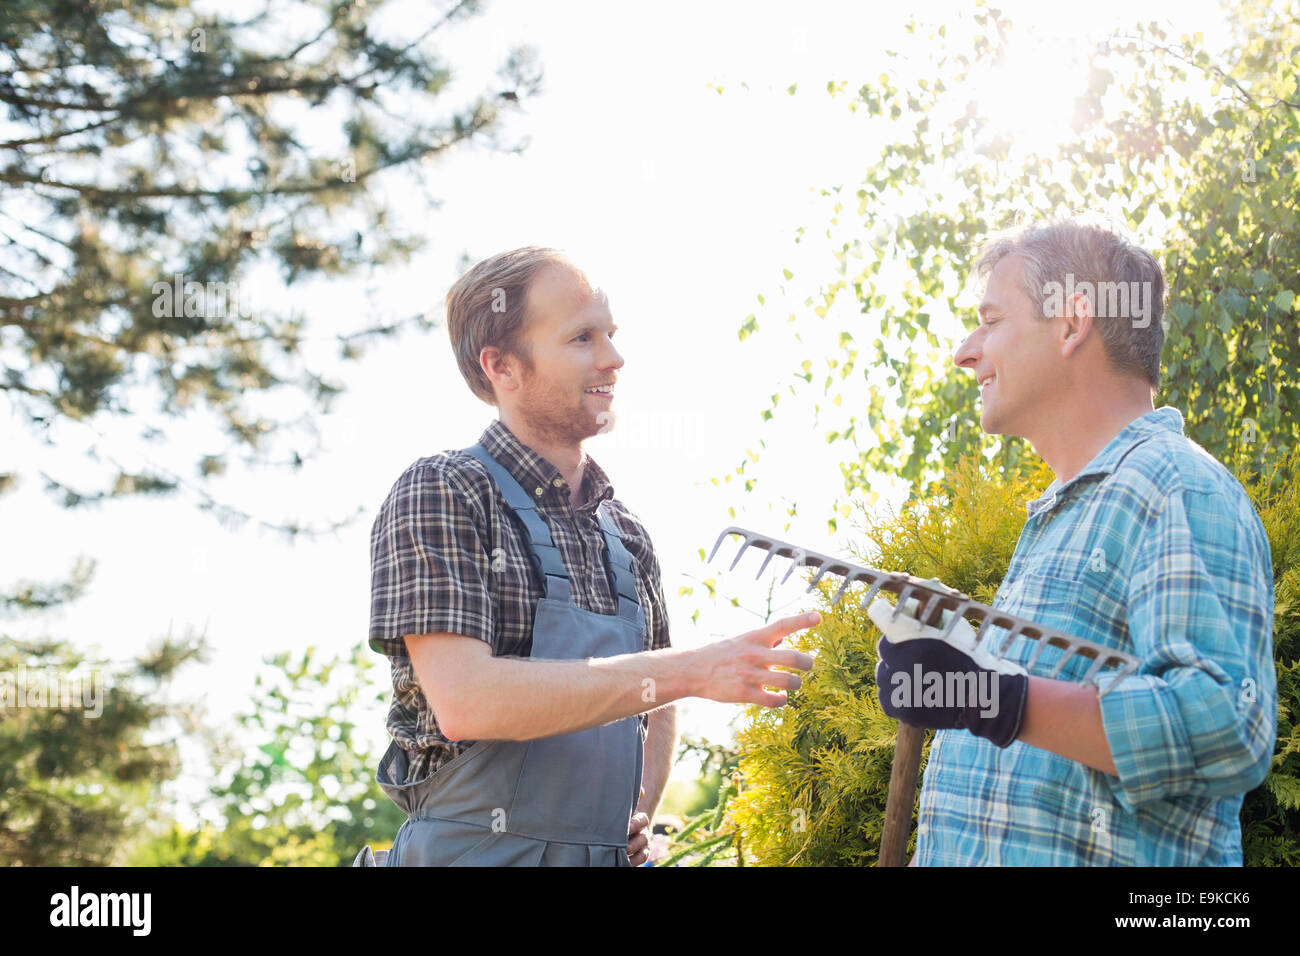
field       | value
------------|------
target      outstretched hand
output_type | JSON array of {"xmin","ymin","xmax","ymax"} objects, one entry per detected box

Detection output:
[{"xmin": 694, "ymin": 612, "xmax": 820, "ymax": 707}]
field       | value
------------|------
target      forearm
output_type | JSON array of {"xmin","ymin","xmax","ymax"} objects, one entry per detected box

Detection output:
[
  {"xmin": 1015, "ymin": 676, "xmax": 1118, "ymax": 776},
  {"xmin": 637, "ymin": 705, "xmax": 677, "ymax": 818},
  {"xmin": 449, "ymin": 647, "xmax": 697, "ymax": 742}
]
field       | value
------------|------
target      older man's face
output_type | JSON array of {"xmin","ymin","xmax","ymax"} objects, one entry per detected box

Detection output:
[
  {"xmin": 953, "ymin": 254, "xmax": 1064, "ymax": 440},
  {"xmin": 511, "ymin": 263, "xmax": 623, "ymax": 445}
]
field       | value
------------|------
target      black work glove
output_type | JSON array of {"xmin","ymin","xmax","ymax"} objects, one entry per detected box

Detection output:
[{"xmin": 868, "ymin": 596, "xmax": 1029, "ymax": 748}]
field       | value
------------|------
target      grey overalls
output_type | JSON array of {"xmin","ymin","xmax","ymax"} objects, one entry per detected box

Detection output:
[{"xmin": 376, "ymin": 443, "xmax": 648, "ymax": 866}]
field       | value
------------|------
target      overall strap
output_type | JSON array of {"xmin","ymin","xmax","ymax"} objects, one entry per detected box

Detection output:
[
  {"xmin": 596, "ymin": 503, "xmax": 643, "ymax": 624},
  {"xmin": 464, "ymin": 444, "xmax": 571, "ymax": 602}
]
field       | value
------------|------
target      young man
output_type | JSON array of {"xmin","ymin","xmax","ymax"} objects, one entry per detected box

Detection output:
[
  {"xmin": 368, "ymin": 247, "xmax": 818, "ymax": 866},
  {"xmin": 870, "ymin": 219, "xmax": 1276, "ymax": 865}
]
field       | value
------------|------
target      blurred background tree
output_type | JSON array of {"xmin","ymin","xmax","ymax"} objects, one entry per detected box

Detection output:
[
  {"xmin": 126, "ymin": 644, "xmax": 402, "ymax": 866},
  {"xmin": 742, "ymin": 0, "xmax": 1297, "ymax": 500},
  {"xmin": 0, "ymin": 0, "xmax": 537, "ymax": 866},
  {"xmin": 1, "ymin": 0, "xmax": 537, "ymax": 509},
  {"xmin": 0, "ymin": 629, "xmax": 208, "ymax": 865}
]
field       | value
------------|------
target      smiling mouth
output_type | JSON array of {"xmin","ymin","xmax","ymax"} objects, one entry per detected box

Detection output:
[{"xmin": 584, "ymin": 383, "xmax": 614, "ymax": 397}]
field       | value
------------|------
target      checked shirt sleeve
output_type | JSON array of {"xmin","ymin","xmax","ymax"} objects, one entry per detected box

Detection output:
[
  {"xmin": 1098, "ymin": 486, "xmax": 1276, "ymax": 810},
  {"xmin": 368, "ymin": 461, "xmax": 495, "ymax": 658}
]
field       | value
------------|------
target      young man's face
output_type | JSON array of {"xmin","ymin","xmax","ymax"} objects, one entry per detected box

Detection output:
[
  {"xmin": 508, "ymin": 262, "xmax": 623, "ymax": 444},
  {"xmin": 953, "ymin": 253, "xmax": 1065, "ymax": 440}
]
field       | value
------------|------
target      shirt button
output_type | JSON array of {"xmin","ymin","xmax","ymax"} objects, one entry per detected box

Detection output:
[
  {"xmin": 534, "ymin": 486, "xmax": 543, "ymax": 497},
  {"xmin": 553, "ymin": 478, "xmax": 565, "ymax": 488}
]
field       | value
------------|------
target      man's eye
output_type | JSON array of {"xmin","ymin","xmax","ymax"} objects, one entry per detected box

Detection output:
[{"xmin": 573, "ymin": 333, "xmax": 589, "ymax": 342}]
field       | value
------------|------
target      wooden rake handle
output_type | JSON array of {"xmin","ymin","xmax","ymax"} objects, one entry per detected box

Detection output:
[
  {"xmin": 877, "ymin": 595, "xmax": 945, "ymax": 867},
  {"xmin": 879, "ymin": 724, "xmax": 925, "ymax": 866}
]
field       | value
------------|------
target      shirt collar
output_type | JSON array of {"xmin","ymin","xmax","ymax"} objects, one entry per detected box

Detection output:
[
  {"xmin": 479, "ymin": 419, "xmax": 615, "ymax": 513},
  {"xmin": 1025, "ymin": 406, "xmax": 1184, "ymax": 517}
]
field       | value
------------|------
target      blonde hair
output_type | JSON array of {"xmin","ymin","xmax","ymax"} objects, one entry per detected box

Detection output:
[{"xmin": 445, "ymin": 246, "xmax": 572, "ymax": 404}]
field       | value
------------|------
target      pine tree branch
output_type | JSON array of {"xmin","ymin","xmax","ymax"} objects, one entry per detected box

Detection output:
[
  {"xmin": 0, "ymin": 114, "xmax": 495, "ymax": 198},
  {"xmin": 0, "ymin": 113, "xmax": 123, "ymax": 149}
]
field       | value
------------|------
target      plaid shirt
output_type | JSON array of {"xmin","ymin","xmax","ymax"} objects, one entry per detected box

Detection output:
[
  {"xmin": 916, "ymin": 407, "xmax": 1276, "ymax": 865},
  {"xmin": 369, "ymin": 420, "xmax": 671, "ymax": 785}
]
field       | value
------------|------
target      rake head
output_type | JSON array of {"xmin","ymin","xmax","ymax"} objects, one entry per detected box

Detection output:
[{"xmin": 708, "ymin": 525, "xmax": 1140, "ymax": 698}]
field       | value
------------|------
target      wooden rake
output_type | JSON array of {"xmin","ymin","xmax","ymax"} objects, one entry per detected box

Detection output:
[{"xmin": 707, "ymin": 525, "xmax": 1141, "ymax": 867}]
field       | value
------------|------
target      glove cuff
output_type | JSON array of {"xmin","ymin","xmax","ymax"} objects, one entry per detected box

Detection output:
[{"xmin": 964, "ymin": 672, "xmax": 1029, "ymax": 748}]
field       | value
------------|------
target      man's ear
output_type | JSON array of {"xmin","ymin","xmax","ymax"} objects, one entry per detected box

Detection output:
[
  {"xmin": 480, "ymin": 345, "xmax": 520, "ymax": 398},
  {"xmin": 1061, "ymin": 291, "xmax": 1094, "ymax": 359}
]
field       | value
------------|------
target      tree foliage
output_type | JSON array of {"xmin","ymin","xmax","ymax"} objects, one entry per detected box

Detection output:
[
  {"xmin": 743, "ymin": 0, "xmax": 1299, "ymax": 494},
  {"xmin": 0, "ymin": 0, "xmax": 538, "ymax": 508},
  {"xmin": 127, "ymin": 643, "xmax": 403, "ymax": 866},
  {"xmin": 0, "ymin": 630, "xmax": 208, "ymax": 866},
  {"xmin": 0, "ymin": 0, "xmax": 537, "ymax": 867}
]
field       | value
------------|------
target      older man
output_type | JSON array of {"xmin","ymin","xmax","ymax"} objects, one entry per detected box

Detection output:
[
  {"xmin": 872, "ymin": 219, "xmax": 1276, "ymax": 865},
  {"xmin": 369, "ymin": 247, "xmax": 818, "ymax": 866}
]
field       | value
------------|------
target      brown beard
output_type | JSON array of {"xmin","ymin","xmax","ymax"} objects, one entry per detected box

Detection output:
[{"xmin": 516, "ymin": 368, "xmax": 598, "ymax": 446}]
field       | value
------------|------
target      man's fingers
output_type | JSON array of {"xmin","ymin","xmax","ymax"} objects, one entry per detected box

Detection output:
[
  {"xmin": 627, "ymin": 811, "xmax": 649, "ymax": 836},
  {"xmin": 750, "ymin": 612, "xmax": 821, "ymax": 648},
  {"xmin": 627, "ymin": 828, "xmax": 650, "ymax": 865},
  {"xmin": 768, "ymin": 647, "xmax": 815, "ymax": 672},
  {"xmin": 757, "ymin": 669, "xmax": 802, "ymax": 692}
]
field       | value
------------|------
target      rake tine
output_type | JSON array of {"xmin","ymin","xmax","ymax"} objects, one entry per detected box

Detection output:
[
  {"xmin": 805, "ymin": 562, "xmax": 831, "ymax": 592},
  {"xmin": 939, "ymin": 601, "xmax": 967, "ymax": 639},
  {"xmin": 1081, "ymin": 655, "xmax": 1107, "ymax": 684},
  {"xmin": 856, "ymin": 577, "xmax": 889, "ymax": 608},
  {"xmin": 1094, "ymin": 661, "xmax": 1135, "ymax": 700},
  {"xmin": 891, "ymin": 584, "xmax": 916, "ymax": 621},
  {"xmin": 728, "ymin": 536, "xmax": 754, "ymax": 572},
  {"xmin": 1025, "ymin": 637, "xmax": 1050, "ymax": 670},
  {"xmin": 971, "ymin": 615, "xmax": 998, "ymax": 654},
  {"xmin": 780, "ymin": 554, "xmax": 804, "ymax": 585},
  {"xmin": 998, "ymin": 625, "xmax": 1022, "ymax": 657},
  {"xmin": 1048, "ymin": 650, "xmax": 1073, "ymax": 679},
  {"xmin": 754, "ymin": 548, "xmax": 778, "ymax": 580},
  {"xmin": 828, "ymin": 572, "xmax": 857, "ymax": 606},
  {"xmin": 916, "ymin": 591, "xmax": 938, "ymax": 626},
  {"xmin": 706, "ymin": 528, "xmax": 737, "ymax": 565}
]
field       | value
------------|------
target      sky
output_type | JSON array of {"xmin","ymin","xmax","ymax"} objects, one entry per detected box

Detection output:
[{"xmin": 1, "ymin": 0, "xmax": 1233, "ymax": 827}]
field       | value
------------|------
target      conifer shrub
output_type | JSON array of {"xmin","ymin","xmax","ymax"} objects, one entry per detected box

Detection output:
[
  {"xmin": 729, "ymin": 452, "xmax": 1299, "ymax": 865},
  {"xmin": 1241, "ymin": 451, "xmax": 1300, "ymax": 866}
]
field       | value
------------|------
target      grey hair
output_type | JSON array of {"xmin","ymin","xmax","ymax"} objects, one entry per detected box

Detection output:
[{"xmin": 975, "ymin": 217, "xmax": 1166, "ymax": 388}]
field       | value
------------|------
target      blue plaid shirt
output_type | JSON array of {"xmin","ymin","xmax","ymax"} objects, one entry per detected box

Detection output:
[{"xmin": 915, "ymin": 407, "xmax": 1276, "ymax": 865}]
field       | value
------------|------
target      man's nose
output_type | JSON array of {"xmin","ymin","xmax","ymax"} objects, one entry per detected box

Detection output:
[
  {"xmin": 602, "ymin": 336, "xmax": 624, "ymax": 370},
  {"xmin": 952, "ymin": 330, "xmax": 980, "ymax": 370}
]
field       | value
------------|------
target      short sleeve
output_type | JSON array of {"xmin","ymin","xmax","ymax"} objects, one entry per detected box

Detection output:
[{"xmin": 368, "ymin": 460, "xmax": 495, "ymax": 658}]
